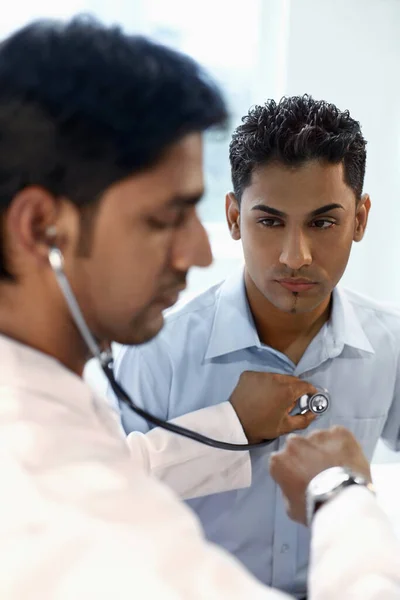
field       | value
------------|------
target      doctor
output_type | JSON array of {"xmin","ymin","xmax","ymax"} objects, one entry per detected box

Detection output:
[{"xmin": 0, "ymin": 16, "xmax": 399, "ymax": 600}]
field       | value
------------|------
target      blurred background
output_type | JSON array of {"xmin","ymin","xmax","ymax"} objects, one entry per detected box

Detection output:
[{"xmin": 3, "ymin": 0, "xmax": 400, "ymax": 472}]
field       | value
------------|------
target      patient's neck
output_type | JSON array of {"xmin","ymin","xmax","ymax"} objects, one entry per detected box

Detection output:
[{"xmin": 244, "ymin": 271, "xmax": 331, "ymax": 365}]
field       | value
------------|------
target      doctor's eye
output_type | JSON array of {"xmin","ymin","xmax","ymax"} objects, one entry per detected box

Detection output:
[{"xmin": 146, "ymin": 210, "xmax": 188, "ymax": 230}]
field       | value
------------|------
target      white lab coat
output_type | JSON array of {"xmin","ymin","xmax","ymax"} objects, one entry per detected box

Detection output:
[{"xmin": 0, "ymin": 333, "xmax": 399, "ymax": 599}]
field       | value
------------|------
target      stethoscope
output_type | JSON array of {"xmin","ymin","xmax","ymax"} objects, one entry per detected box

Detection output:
[
  {"xmin": 48, "ymin": 246, "xmax": 330, "ymax": 451},
  {"xmin": 290, "ymin": 391, "xmax": 330, "ymax": 416}
]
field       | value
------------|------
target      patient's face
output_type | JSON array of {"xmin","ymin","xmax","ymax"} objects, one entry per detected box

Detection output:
[{"xmin": 227, "ymin": 160, "xmax": 370, "ymax": 315}]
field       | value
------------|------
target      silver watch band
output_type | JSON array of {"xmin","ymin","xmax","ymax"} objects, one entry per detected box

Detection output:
[{"xmin": 306, "ymin": 467, "xmax": 375, "ymax": 526}]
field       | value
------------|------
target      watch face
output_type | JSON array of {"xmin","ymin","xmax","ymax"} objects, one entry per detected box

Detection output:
[{"xmin": 309, "ymin": 467, "xmax": 350, "ymax": 496}]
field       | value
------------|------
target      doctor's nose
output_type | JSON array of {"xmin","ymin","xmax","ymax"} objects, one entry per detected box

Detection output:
[{"xmin": 171, "ymin": 212, "xmax": 212, "ymax": 272}]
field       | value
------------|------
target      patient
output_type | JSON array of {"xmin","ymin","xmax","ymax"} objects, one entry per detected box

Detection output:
[{"xmin": 109, "ymin": 95, "xmax": 400, "ymax": 598}]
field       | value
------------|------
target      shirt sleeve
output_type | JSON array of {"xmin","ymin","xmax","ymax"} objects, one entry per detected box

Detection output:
[
  {"xmin": 309, "ymin": 485, "xmax": 400, "ymax": 599},
  {"xmin": 127, "ymin": 401, "xmax": 252, "ymax": 499}
]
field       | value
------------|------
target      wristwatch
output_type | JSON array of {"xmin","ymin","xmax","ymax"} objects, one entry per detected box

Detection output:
[{"xmin": 306, "ymin": 466, "xmax": 376, "ymax": 526}]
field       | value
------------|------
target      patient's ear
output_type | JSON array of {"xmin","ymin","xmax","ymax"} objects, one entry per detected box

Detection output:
[
  {"xmin": 353, "ymin": 193, "xmax": 371, "ymax": 242},
  {"xmin": 226, "ymin": 192, "xmax": 241, "ymax": 240}
]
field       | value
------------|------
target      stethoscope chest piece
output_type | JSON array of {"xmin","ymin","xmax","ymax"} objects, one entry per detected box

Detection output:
[{"xmin": 294, "ymin": 389, "xmax": 330, "ymax": 416}]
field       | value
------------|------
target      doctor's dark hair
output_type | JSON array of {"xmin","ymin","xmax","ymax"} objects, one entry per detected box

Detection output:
[
  {"xmin": 0, "ymin": 17, "xmax": 227, "ymax": 280},
  {"xmin": 229, "ymin": 95, "xmax": 367, "ymax": 202}
]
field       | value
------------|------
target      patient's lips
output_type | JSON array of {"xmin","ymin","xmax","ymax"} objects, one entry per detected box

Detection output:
[{"xmin": 276, "ymin": 278, "xmax": 317, "ymax": 293}]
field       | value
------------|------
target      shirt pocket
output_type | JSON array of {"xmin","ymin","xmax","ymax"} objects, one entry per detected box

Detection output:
[{"xmin": 326, "ymin": 414, "xmax": 387, "ymax": 460}]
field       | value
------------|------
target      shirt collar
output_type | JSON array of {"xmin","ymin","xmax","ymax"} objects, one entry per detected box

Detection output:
[
  {"xmin": 328, "ymin": 286, "xmax": 375, "ymax": 355},
  {"xmin": 205, "ymin": 268, "xmax": 261, "ymax": 360},
  {"xmin": 204, "ymin": 271, "xmax": 375, "ymax": 360}
]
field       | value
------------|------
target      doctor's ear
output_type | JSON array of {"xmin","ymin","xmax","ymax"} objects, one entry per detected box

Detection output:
[
  {"xmin": 353, "ymin": 193, "xmax": 371, "ymax": 243},
  {"xmin": 5, "ymin": 187, "xmax": 68, "ymax": 265},
  {"xmin": 226, "ymin": 192, "xmax": 241, "ymax": 241},
  {"xmin": 45, "ymin": 225, "xmax": 59, "ymax": 245}
]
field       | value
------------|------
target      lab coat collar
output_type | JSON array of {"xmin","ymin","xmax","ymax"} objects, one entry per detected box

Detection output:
[{"xmin": 0, "ymin": 333, "xmax": 95, "ymax": 416}]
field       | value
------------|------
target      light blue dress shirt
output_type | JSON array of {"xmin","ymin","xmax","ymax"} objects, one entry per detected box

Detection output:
[{"xmin": 110, "ymin": 269, "xmax": 400, "ymax": 598}]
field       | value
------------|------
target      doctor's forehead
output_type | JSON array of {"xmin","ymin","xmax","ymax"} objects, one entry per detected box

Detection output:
[
  {"xmin": 100, "ymin": 140, "xmax": 205, "ymax": 217},
  {"xmin": 110, "ymin": 133, "xmax": 205, "ymax": 210}
]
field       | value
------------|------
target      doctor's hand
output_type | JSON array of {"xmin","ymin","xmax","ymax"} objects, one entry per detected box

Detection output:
[
  {"xmin": 269, "ymin": 426, "xmax": 372, "ymax": 525},
  {"xmin": 229, "ymin": 371, "xmax": 317, "ymax": 444}
]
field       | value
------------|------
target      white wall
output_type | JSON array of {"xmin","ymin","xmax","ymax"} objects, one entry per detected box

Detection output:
[{"xmin": 0, "ymin": 0, "xmax": 147, "ymax": 37}]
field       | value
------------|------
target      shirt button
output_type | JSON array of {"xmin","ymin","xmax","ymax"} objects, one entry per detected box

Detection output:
[{"xmin": 281, "ymin": 544, "xmax": 290, "ymax": 553}]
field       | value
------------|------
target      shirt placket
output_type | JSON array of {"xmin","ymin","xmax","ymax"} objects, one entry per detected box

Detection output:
[
  {"xmin": 271, "ymin": 435, "xmax": 298, "ymax": 589},
  {"xmin": 270, "ymin": 327, "xmax": 341, "ymax": 590}
]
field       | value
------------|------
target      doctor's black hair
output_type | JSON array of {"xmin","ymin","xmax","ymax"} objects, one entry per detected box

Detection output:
[
  {"xmin": 0, "ymin": 16, "xmax": 227, "ymax": 280},
  {"xmin": 229, "ymin": 94, "xmax": 367, "ymax": 203}
]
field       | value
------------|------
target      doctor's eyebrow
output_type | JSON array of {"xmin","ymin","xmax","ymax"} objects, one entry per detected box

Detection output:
[{"xmin": 168, "ymin": 191, "xmax": 205, "ymax": 208}]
